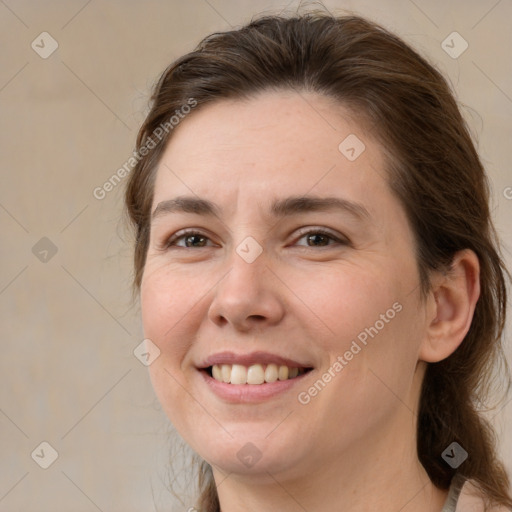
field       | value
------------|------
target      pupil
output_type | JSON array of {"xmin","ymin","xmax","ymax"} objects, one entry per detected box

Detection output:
[
  {"xmin": 308, "ymin": 234, "xmax": 328, "ymax": 246},
  {"xmin": 186, "ymin": 235, "xmax": 206, "ymax": 247}
]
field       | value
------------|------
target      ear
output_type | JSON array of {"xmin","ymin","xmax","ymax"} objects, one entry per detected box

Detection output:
[{"xmin": 419, "ymin": 249, "xmax": 481, "ymax": 363}]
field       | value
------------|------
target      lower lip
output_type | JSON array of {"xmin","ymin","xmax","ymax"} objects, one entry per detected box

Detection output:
[{"xmin": 199, "ymin": 370, "xmax": 312, "ymax": 403}]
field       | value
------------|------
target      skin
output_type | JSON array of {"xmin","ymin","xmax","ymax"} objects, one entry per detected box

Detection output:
[{"xmin": 140, "ymin": 90, "xmax": 480, "ymax": 512}]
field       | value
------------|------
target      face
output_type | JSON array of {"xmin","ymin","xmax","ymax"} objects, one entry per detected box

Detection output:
[{"xmin": 141, "ymin": 90, "xmax": 428, "ymax": 481}]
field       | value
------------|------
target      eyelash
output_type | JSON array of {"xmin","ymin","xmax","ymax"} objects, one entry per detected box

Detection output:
[{"xmin": 161, "ymin": 228, "xmax": 349, "ymax": 250}]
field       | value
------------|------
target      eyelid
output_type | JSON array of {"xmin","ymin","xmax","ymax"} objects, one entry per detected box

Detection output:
[
  {"xmin": 159, "ymin": 226, "xmax": 349, "ymax": 250},
  {"xmin": 161, "ymin": 228, "xmax": 216, "ymax": 249},
  {"xmin": 292, "ymin": 227, "xmax": 349, "ymax": 247}
]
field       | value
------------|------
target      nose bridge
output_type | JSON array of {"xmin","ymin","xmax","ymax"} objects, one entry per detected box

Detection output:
[
  {"xmin": 223, "ymin": 236, "xmax": 269, "ymax": 300},
  {"xmin": 207, "ymin": 237, "xmax": 285, "ymax": 328},
  {"xmin": 224, "ymin": 215, "xmax": 268, "ymax": 282}
]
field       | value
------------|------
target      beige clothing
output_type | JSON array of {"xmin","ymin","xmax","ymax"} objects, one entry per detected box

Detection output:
[
  {"xmin": 441, "ymin": 473, "xmax": 467, "ymax": 511},
  {"xmin": 441, "ymin": 473, "xmax": 509, "ymax": 512}
]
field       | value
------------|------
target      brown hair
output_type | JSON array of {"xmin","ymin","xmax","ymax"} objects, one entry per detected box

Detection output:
[{"xmin": 125, "ymin": 11, "xmax": 512, "ymax": 512}]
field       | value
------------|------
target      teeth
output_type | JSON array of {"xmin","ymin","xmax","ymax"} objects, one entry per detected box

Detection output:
[
  {"xmin": 264, "ymin": 363, "xmax": 278, "ymax": 383},
  {"xmin": 230, "ymin": 364, "xmax": 246, "ymax": 385},
  {"xmin": 247, "ymin": 364, "xmax": 265, "ymax": 385},
  {"xmin": 210, "ymin": 363, "xmax": 306, "ymax": 384},
  {"xmin": 221, "ymin": 364, "xmax": 231, "ymax": 383},
  {"xmin": 212, "ymin": 364, "xmax": 222, "ymax": 381}
]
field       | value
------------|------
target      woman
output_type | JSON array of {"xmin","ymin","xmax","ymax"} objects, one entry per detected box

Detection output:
[{"xmin": 125, "ymin": 11, "xmax": 512, "ymax": 512}]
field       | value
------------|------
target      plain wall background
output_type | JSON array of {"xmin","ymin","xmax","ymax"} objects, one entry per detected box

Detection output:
[{"xmin": 1, "ymin": 1, "xmax": 511, "ymax": 510}]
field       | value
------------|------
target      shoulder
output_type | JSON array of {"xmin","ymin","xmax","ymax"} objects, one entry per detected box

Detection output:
[{"xmin": 456, "ymin": 478, "xmax": 510, "ymax": 512}]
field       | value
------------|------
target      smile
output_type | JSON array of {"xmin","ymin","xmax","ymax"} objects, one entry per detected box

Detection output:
[
  {"xmin": 209, "ymin": 363, "xmax": 309, "ymax": 384},
  {"xmin": 197, "ymin": 351, "xmax": 315, "ymax": 402}
]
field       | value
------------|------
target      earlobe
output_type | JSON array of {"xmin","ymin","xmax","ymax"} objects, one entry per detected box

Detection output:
[{"xmin": 419, "ymin": 249, "xmax": 480, "ymax": 363}]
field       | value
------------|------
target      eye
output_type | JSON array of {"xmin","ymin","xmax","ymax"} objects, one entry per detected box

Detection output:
[
  {"xmin": 294, "ymin": 228, "xmax": 348, "ymax": 248},
  {"xmin": 164, "ymin": 230, "xmax": 215, "ymax": 249},
  {"xmin": 160, "ymin": 227, "xmax": 348, "ymax": 250}
]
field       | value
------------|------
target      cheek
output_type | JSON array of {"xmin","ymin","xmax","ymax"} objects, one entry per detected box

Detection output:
[
  {"xmin": 140, "ymin": 264, "xmax": 202, "ymax": 375},
  {"xmin": 288, "ymin": 261, "xmax": 403, "ymax": 347},
  {"xmin": 140, "ymin": 260, "xmax": 208, "ymax": 339},
  {"xmin": 294, "ymin": 261, "xmax": 421, "ymax": 403},
  {"xmin": 140, "ymin": 267, "xmax": 204, "ymax": 432},
  {"xmin": 299, "ymin": 303, "xmax": 422, "ymax": 446}
]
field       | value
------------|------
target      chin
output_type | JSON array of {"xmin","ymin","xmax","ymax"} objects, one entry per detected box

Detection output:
[{"xmin": 189, "ymin": 428, "xmax": 307, "ymax": 478}]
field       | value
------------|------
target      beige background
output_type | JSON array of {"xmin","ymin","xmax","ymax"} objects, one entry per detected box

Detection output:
[{"xmin": 1, "ymin": 0, "xmax": 511, "ymax": 511}]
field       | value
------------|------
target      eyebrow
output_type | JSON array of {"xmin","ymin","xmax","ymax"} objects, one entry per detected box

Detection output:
[{"xmin": 151, "ymin": 195, "xmax": 371, "ymax": 222}]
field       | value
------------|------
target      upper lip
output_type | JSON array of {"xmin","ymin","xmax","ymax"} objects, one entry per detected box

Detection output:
[{"xmin": 198, "ymin": 351, "xmax": 313, "ymax": 369}]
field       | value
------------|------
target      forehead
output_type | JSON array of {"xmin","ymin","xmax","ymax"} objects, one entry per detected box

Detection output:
[{"xmin": 153, "ymin": 90, "xmax": 388, "ymax": 213}]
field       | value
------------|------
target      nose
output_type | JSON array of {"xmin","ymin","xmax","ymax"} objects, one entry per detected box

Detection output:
[{"xmin": 207, "ymin": 249, "xmax": 286, "ymax": 332}]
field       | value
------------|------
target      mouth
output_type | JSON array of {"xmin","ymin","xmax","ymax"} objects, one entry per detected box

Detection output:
[
  {"xmin": 196, "ymin": 351, "xmax": 314, "ymax": 402},
  {"xmin": 204, "ymin": 363, "xmax": 313, "ymax": 385}
]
